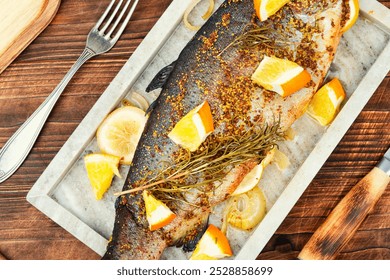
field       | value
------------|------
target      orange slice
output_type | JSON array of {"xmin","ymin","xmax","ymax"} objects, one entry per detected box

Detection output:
[
  {"xmin": 227, "ymin": 187, "xmax": 266, "ymax": 230},
  {"xmin": 97, "ymin": 106, "xmax": 147, "ymax": 164},
  {"xmin": 190, "ymin": 224, "xmax": 233, "ymax": 260},
  {"xmin": 142, "ymin": 190, "xmax": 176, "ymax": 231},
  {"xmin": 252, "ymin": 55, "xmax": 311, "ymax": 97},
  {"xmin": 84, "ymin": 153, "xmax": 121, "ymax": 200},
  {"xmin": 341, "ymin": 0, "xmax": 359, "ymax": 33},
  {"xmin": 307, "ymin": 77, "xmax": 346, "ymax": 126},
  {"xmin": 168, "ymin": 101, "xmax": 214, "ymax": 152},
  {"xmin": 253, "ymin": 0, "xmax": 291, "ymax": 21}
]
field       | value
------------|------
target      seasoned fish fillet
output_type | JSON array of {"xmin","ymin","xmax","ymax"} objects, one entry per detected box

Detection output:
[{"xmin": 103, "ymin": 0, "xmax": 344, "ymax": 260}]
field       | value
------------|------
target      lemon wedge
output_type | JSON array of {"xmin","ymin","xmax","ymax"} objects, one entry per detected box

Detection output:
[
  {"xmin": 97, "ymin": 106, "xmax": 147, "ymax": 164},
  {"xmin": 84, "ymin": 153, "xmax": 121, "ymax": 200},
  {"xmin": 231, "ymin": 164, "xmax": 264, "ymax": 196},
  {"xmin": 231, "ymin": 146, "xmax": 277, "ymax": 196}
]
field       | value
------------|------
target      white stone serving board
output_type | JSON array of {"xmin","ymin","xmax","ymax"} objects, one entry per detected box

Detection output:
[{"xmin": 27, "ymin": 0, "xmax": 390, "ymax": 259}]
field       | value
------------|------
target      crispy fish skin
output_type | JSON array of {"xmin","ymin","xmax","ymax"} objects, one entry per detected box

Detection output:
[{"xmin": 103, "ymin": 0, "xmax": 344, "ymax": 260}]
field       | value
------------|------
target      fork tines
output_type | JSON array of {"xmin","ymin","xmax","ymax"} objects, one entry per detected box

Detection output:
[{"xmin": 94, "ymin": 0, "xmax": 140, "ymax": 41}]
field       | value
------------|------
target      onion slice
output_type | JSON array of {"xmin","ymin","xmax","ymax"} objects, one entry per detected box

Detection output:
[
  {"xmin": 273, "ymin": 148, "xmax": 290, "ymax": 170},
  {"xmin": 222, "ymin": 187, "xmax": 267, "ymax": 232},
  {"xmin": 184, "ymin": 0, "xmax": 215, "ymax": 31},
  {"xmin": 284, "ymin": 127, "xmax": 296, "ymax": 141}
]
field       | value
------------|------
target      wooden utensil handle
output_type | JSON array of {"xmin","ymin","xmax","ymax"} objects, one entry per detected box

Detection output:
[{"xmin": 298, "ymin": 167, "xmax": 390, "ymax": 260}]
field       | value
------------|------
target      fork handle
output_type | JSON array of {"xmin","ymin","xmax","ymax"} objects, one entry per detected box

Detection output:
[{"xmin": 0, "ymin": 48, "xmax": 95, "ymax": 183}]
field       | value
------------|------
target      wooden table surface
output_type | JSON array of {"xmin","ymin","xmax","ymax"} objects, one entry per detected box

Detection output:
[{"xmin": 0, "ymin": 0, "xmax": 389, "ymax": 260}]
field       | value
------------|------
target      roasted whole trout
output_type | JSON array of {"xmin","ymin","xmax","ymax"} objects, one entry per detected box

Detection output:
[{"xmin": 103, "ymin": 0, "xmax": 345, "ymax": 259}]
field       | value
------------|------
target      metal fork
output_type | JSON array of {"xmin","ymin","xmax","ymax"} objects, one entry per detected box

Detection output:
[{"xmin": 0, "ymin": 0, "xmax": 140, "ymax": 183}]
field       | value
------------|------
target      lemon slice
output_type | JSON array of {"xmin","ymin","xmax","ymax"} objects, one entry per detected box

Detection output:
[
  {"xmin": 227, "ymin": 187, "xmax": 266, "ymax": 230},
  {"xmin": 252, "ymin": 55, "xmax": 311, "ymax": 97},
  {"xmin": 190, "ymin": 224, "xmax": 232, "ymax": 260},
  {"xmin": 307, "ymin": 77, "xmax": 346, "ymax": 126},
  {"xmin": 143, "ymin": 190, "xmax": 176, "ymax": 231},
  {"xmin": 231, "ymin": 164, "xmax": 264, "ymax": 196},
  {"xmin": 253, "ymin": 0, "xmax": 291, "ymax": 21},
  {"xmin": 84, "ymin": 153, "xmax": 121, "ymax": 200},
  {"xmin": 168, "ymin": 101, "xmax": 214, "ymax": 152},
  {"xmin": 341, "ymin": 0, "xmax": 359, "ymax": 33},
  {"xmin": 97, "ymin": 106, "xmax": 147, "ymax": 164}
]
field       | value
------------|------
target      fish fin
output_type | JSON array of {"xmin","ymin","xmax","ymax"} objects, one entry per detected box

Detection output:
[
  {"xmin": 144, "ymin": 61, "xmax": 177, "ymax": 115},
  {"xmin": 144, "ymin": 99, "xmax": 158, "ymax": 116},
  {"xmin": 146, "ymin": 60, "xmax": 177, "ymax": 93},
  {"xmin": 182, "ymin": 215, "xmax": 210, "ymax": 253}
]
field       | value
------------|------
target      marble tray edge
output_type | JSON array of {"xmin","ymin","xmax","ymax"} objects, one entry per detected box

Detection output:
[{"xmin": 27, "ymin": 0, "xmax": 390, "ymax": 259}]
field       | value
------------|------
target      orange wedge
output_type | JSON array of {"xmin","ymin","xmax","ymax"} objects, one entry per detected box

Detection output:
[
  {"xmin": 307, "ymin": 77, "xmax": 346, "ymax": 126},
  {"xmin": 84, "ymin": 153, "xmax": 121, "ymax": 200},
  {"xmin": 252, "ymin": 55, "xmax": 311, "ymax": 97},
  {"xmin": 341, "ymin": 0, "xmax": 359, "ymax": 33},
  {"xmin": 253, "ymin": 0, "xmax": 291, "ymax": 21},
  {"xmin": 168, "ymin": 101, "xmax": 214, "ymax": 152},
  {"xmin": 190, "ymin": 224, "xmax": 233, "ymax": 260},
  {"xmin": 142, "ymin": 190, "xmax": 176, "ymax": 231}
]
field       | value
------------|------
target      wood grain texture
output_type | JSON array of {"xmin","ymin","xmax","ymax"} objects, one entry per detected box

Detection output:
[
  {"xmin": 0, "ymin": 0, "xmax": 61, "ymax": 74},
  {"xmin": 0, "ymin": 0, "xmax": 389, "ymax": 260}
]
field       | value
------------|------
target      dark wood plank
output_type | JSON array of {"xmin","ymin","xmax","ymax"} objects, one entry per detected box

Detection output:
[{"xmin": 0, "ymin": 0, "xmax": 389, "ymax": 260}]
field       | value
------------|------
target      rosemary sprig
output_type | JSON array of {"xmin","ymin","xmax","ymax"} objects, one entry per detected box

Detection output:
[
  {"xmin": 218, "ymin": 25, "xmax": 274, "ymax": 56},
  {"xmin": 218, "ymin": 19, "xmax": 310, "ymax": 57},
  {"xmin": 115, "ymin": 123, "xmax": 284, "ymax": 199}
]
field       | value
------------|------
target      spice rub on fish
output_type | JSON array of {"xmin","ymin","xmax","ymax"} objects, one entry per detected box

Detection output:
[{"xmin": 103, "ymin": 0, "xmax": 345, "ymax": 260}]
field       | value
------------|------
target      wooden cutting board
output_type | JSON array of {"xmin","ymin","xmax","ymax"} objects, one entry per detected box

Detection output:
[{"xmin": 0, "ymin": 0, "xmax": 61, "ymax": 74}]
